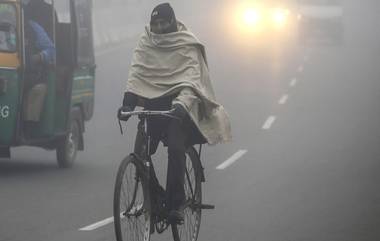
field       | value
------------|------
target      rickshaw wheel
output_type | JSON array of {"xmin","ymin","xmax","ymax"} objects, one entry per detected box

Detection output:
[{"xmin": 56, "ymin": 109, "xmax": 81, "ymax": 168}]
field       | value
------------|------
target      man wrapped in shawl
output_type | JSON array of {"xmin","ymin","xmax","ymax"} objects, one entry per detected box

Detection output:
[{"xmin": 118, "ymin": 3, "xmax": 231, "ymax": 223}]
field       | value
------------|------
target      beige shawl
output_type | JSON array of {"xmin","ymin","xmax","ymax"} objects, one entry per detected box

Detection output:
[{"xmin": 126, "ymin": 22, "xmax": 231, "ymax": 145}]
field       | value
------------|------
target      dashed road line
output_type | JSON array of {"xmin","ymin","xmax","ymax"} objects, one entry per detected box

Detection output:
[
  {"xmin": 79, "ymin": 217, "xmax": 114, "ymax": 231},
  {"xmin": 262, "ymin": 116, "xmax": 277, "ymax": 130},
  {"xmin": 289, "ymin": 78, "xmax": 297, "ymax": 87},
  {"xmin": 278, "ymin": 94, "xmax": 289, "ymax": 105},
  {"xmin": 216, "ymin": 150, "xmax": 248, "ymax": 170}
]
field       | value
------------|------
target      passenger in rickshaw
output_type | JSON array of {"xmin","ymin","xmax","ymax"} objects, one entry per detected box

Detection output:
[
  {"xmin": 24, "ymin": 0, "xmax": 57, "ymax": 40},
  {"xmin": 23, "ymin": 9, "xmax": 55, "ymax": 127}
]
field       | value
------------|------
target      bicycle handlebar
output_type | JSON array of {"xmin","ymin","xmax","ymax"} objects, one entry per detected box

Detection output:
[
  {"xmin": 120, "ymin": 109, "xmax": 177, "ymax": 119},
  {"xmin": 118, "ymin": 109, "xmax": 180, "ymax": 134}
]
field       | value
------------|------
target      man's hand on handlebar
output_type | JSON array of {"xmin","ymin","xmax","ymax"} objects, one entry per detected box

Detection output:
[{"xmin": 117, "ymin": 106, "xmax": 134, "ymax": 121}]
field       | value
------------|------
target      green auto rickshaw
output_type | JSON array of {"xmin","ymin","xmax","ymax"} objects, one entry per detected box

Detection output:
[{"xmin": 0, "ymin": 0, "xmax": 96, "ymax": 168}]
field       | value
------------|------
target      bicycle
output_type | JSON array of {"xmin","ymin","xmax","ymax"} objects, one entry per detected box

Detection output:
[{"xmin": 113, "ymin": 109, "xmax": 214, "ymax": 241}]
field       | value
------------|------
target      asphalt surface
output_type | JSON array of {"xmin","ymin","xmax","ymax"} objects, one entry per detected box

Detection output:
[{"xmin": 1, "ymin": 1, "xmax": 380, "ymax": 241}]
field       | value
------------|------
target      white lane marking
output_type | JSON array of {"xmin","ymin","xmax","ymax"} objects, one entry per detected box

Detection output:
[
  {"xmin": 278, "ymin": 94, "xmax": 289, "ymax": 105},
  {"xmin": 79, "ymin": 205, "xmax": 143, "ymax": 231},
  {"xmin": 216, "ymin": 150, "xmax": 248, "ymax": 170},
  {"xmin": 262, "ymin": 116, "xmax": 277, "ymax": 130},
  {"xmin": 298, "ymin": 65, "xmax": 304, "ymax": 73},
  {"xmin": 289, "ymin": 78, "xmax": 297, "ymax": 87},
  {"xmin": 303, "ymin": 55, "xmax": 309, "ymax": 62},
  {"xmin": 79, "ymin": 217, "xmax": 114, "ymax": 231}
]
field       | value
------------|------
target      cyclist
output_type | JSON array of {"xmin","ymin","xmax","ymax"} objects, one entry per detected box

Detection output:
[{"xmin": 118, "ymin": 3, "xmax": 231, "ymax": 223}]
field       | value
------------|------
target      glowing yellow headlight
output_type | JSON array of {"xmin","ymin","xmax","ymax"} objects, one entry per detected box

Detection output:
[
  {"xmin": 272, "ymin": 8, "xmax": 289, "ymax": 27},
  {"xmin": 243, "ymin": 8, "xmax": 261, "ymax": 26}
]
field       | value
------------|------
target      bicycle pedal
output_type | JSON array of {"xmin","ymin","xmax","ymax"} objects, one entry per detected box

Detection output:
[{"xmin": 169, "ymin": 219, "xmax": 184, "ymax": 225}]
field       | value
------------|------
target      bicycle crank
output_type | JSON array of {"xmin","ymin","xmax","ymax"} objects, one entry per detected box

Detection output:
[{"xmin": 192, "ymin": 203, "xmax": 215, "ymax": 210}]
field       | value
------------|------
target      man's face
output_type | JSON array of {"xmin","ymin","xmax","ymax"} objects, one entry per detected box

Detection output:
[{"xmin": 150, "ymin": 18, "xmax": 172, "ymax": 34}]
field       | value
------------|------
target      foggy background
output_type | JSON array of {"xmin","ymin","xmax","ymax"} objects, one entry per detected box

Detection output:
[{"xmin": 1, "ymin": 0, "xmax": 380, "ymax": 241}]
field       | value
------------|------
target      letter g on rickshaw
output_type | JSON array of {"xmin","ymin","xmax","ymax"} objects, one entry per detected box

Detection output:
[{"xmin": 0, "ymin": 0, "xmax": 96, "ymax": 168}]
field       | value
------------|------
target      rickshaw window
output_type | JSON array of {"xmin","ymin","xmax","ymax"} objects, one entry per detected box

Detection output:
[
  {"xmin": 0, "ymin": 3, "xmax": 17, "ymax": 53},
  {"xmin": 54, "ymin": 0, "xmax": 71, "ymax": 23}
]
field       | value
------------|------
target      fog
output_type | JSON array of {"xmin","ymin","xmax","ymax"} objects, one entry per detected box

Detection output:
[{"xmin": 1, "ymin": 0, "xmax": 380, "ymax": 241}]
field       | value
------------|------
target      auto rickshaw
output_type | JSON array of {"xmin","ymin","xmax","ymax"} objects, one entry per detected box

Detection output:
[{"xmin": 0, "ymin": 0, "xmax": 96, "ymax": 168}]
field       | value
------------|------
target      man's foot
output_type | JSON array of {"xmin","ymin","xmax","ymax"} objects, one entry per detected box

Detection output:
[{"xmin": 168, "ymin": 209, "xmax": 184, "ymax": 224}]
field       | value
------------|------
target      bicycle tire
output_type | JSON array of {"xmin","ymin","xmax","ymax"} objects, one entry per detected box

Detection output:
[
  {"xmin": 114, "ymin": 155, "xmax": 152, "ymax": 241},
  {"xmin": 171, "ymin": 147, "xmax": 202, "ymax": 241}
]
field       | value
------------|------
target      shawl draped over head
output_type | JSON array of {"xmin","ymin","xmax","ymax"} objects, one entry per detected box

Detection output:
[{"xmin": 126, "ymin": 21, "xmax": 232, "ymax": 145}]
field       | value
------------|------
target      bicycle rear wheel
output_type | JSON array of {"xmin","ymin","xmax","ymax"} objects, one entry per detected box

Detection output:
[
  {"xmin": 114, "ymin": 155, "xmax": 151, "ymax": 241},
  {"xmin": 171, "ymin": 147, "xmax": 202, "ymax": 241}
]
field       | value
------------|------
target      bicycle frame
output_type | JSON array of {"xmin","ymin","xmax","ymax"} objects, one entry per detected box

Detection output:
[
  {"xmin": 130, "ymin": 113, "xmax": 177, "ymax": 233},
  {"xmin": 117, "ymin": 109, "xmax": 214, "ymax": 235}
]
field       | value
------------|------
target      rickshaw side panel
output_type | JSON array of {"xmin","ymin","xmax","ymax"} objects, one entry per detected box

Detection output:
[
  {"xmin": 0, "ymin": 1, "xmax": 21, "ymax": 146},
  {"xmin": 27, "ymin": 70, "xmax": 56, "ymax": 138},
  {"xmin": 70, "ymin": 0, "xmax": 95, "ymax": 121},
  {"xmin": 0, "ymin": 69, "xmax": 19, "ymax": 145},
  {"xmin": 71, "ymin": 69, "xmax": 94, "ymax": 121}
]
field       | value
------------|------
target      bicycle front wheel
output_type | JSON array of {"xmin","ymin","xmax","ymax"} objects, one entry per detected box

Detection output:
[
  {"xmin": 172, "ymin": 147, "xmax": 202, "ymax": 241},
  {"xmin": 114, "ymin": 155, "xmax": 151, "ymax": 241}
]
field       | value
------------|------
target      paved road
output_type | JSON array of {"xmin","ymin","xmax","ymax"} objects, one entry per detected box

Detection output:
[{"xmin": 1, "ymin": 1, "xmax": 380, "ymax": 241}]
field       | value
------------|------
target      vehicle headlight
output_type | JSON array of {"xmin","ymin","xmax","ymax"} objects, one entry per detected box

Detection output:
[
  {"xmin": 231, "ymin": 2, "xmax": 265, "ymax": 34},
  {"xmin": 243, "ymin": 8, "xmax": 261, "ymax": 27},
  {"xmin": 272, "ymin": 8, "xmax": 290, "ymax": 27}
]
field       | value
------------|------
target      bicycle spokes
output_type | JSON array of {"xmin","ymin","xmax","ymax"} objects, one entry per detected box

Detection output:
[
  {"xmin": 172, "ymin": 150, "xmax": 202, "ymax": 241},
  {"xmin": 114, "ymin": 156, "xmax": 151, "ymax": 241},
  {"xmin": 124, "ymin": 203, "xmax": 144, "ymax": 218}
]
